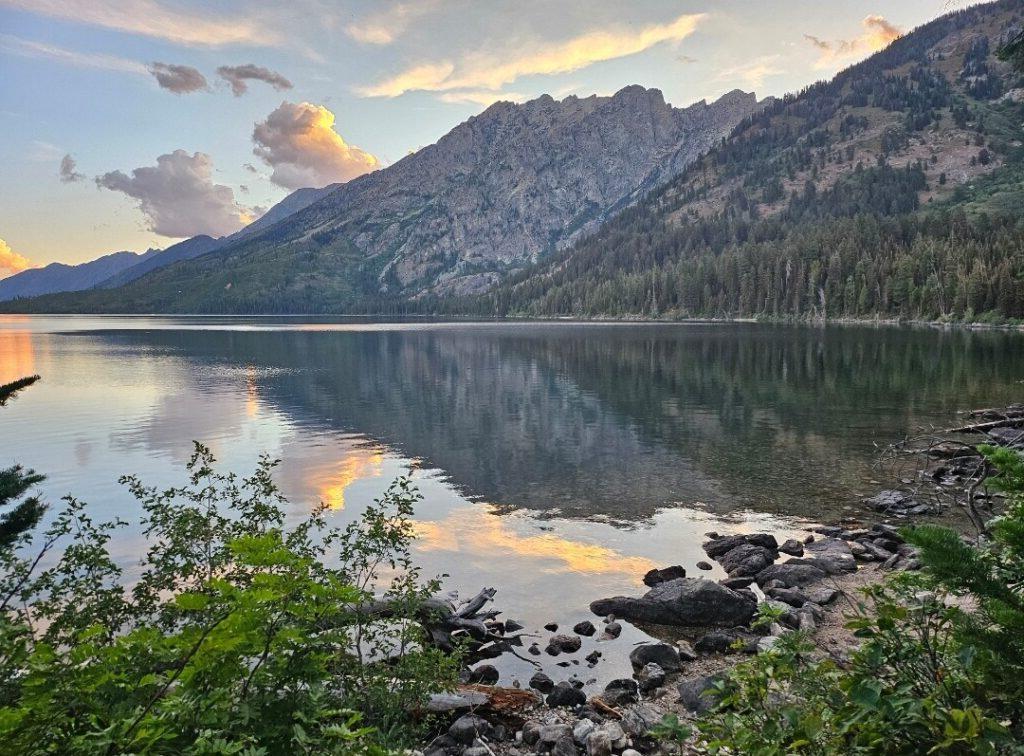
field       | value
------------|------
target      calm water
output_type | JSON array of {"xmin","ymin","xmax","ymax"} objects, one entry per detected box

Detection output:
[{"xmin": 3, "ymin": 315, "xmax": 1024, "ymax": 687}]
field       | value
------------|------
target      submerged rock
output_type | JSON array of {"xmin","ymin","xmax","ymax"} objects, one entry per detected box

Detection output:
[{"xmin": 591, "ymin": 578, "xmax": 757, "ymax": 627}]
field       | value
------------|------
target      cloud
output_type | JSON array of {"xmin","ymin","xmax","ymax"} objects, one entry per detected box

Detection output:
[
  {"xmin": 0, "ymin": 0, "xmax": 279, "ymax": 47},
  {"xmin": 148, "ymin": 61, "xmax": 207, "ymax": 93},
  {"xmin": 252, "ymin": 101, "xmax": 381, "ymax": 190},
  {"xmin": 804, "ymin": 15, "xmax": 902, "ymax": 69},
  {"xmin": 436, "ymin": 89, "xmax": 526, "ymax": 107},
  {"xmin": 59, "ymin": 154, "xmax": 85, "ymax": 183},
  {"xmin": 216, "ymin": 64, "xmax": 292, "ymax": 96},
  {"xmin": 96, "ymin": 150, "xmax": 255, "ymax": 238},
  {"xmin": 716, "ymin": 54, "xmax": 783, "ymax": 91},
  {"xmin": 357, "ymin": 11, "xmax": 706, "ymax": 97},
  {"xmin": 0, "ymin": 239, "xmax": 37, "ymax": 280},
  {"xmin": 0, "ymin": 33, "xmax": 147, "ymax": 74},
  {"xmin": 345, "ymin": 1, "xmax": 439, "ymax": 45}
]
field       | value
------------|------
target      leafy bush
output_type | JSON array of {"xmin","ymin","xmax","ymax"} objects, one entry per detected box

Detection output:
[
  {"xmin": 0, "ymin": 444, "xmax": 459, "ymax": 754},
  {"xmin": 680, "ymin": 445, "xmax": 1024, "ymax": 754}
]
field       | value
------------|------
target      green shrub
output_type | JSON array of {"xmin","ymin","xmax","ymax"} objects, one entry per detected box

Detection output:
[{"xmin": 0, "ymin": 444, "xmax": 458, "ymax": 754}]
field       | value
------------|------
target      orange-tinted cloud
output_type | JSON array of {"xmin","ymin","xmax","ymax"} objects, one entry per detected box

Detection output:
[
  {"xmin": 804, "ymin": 15, "xmax": 902, "ymax": 69},
  {"xmin": 345, "ymin": 1, "xmax": 439, "ymax": 46},
  {"xmin": 252, "ymin": 101, "xmax": 381, "ymax": 189},
  {"xmin": 358, "ymin": 12, "xmax": 706, "ymax": 98},
  {"xmin": 0, "ymin": 239, "xmax": 37, "ymax": 280}
]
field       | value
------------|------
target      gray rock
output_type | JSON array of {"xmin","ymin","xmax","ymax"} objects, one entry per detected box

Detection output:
[
  {"xmin": 573, "ymin": 719, "xmax": 597, "ymax": 745},
  {"xmin": 703, "ymin": 534, "xmax": 748, "ymax": 558},
  {"xmin": 528, "ymin": 643, "xmax": 541, "ymax": 655},
  {"xmin": 720, "ymin": 576, "xmax": 755, "ymax": 589},
  {"xmin": 602, "ymin": 621, "xmax": 622, "ymax": 639},
  {"xmin": 675, "ymin": 639, "xmax": 698, "ymax": 661},
  {"xmin": 547, "ymin": 681, "xmax": 586, "ymax": 708},
  {"xmin": 767, "ymin": 586, "xmax": 808, "ymax": 607},
  {"xmin": 629, "ymin": 642, "xmax": 682, "ymax": 672},
  {"xmin": 745, "ymin": 533, "xmax": 779, "ymax": 551},
  {"xmin": 467, "ymin": 664, "xmax": 499, "ymax": 684},
  {"xmin": 622, "ymin": 750, "xmax": 643, "ymax": 756},
  {"xmin": 591, "ymin": 578, "xmax": 756, "ymax": 627},
  {"xmin": 551, "ymin": 736, "xmax": 576, "ymax": 756},
  {"xmin": 603, "ymin": 678, "xmax": 639, "ymax": 706},
  {"xmin": 539, "ymin": 724, "xmax": 573, "ymax": 745},
  {"xmin": 677, "ymin": 674, "xmax": 722, "ymax": 713},
  {"xmin": 643, "ymin": 565, "xmax": 687, "ymax": 586},
  {"xmin": 757, "ymin": 635, "xmax": 781, "ymax": 653},
  {"xmin": 546, "ymin": 634, "xmax": 582, "ymax": 655},
  {"xmin": 695, "ymin": 628, "xmax": 757, "ymax": 654},
  {"xmin": 522, "ymin": 721, "xmax": 542, "ymax": 746},
  {"xmin": 718, "ymin": 543, "xmax": 777, "ymax": 577},
  {"xmin": 573, "ymin": 620, "xmax": 597, "ymax": 636},
  {"xmin": 696, "ymin": 560, "xmax": 714, "ymax": 570},
  {"xmin": 449, "ymin": 714, "xmax": 493, "ymax": 745},
  {"xmin": 638, "ymin": 662, "xmax": 666, "ymax": 692},
  {"xmin": 805, "ymin": 587, "xmax": 838, "ymax": 605},
  {"xmin": 602, "ymin": 722, "xmax": 628, "ymax": 749},
  {"xmin": 529, "ymin": 671, "xmax": 554, "ymax": 693},
  {"xmin": 586, "ymin": 730, "xmax": 612, "ymax": 756},
  {"xmin": 621, "ymin": 704, "xmax": 663, "ymax": 740},
  {"xmin": 779, "ymin": 538, "xmax": 804, "ymax": 556},
  {"xmin": 803, "ymin": 538, "xmax": 857, "ymax": 574},
  {"xmin": 756, "ymin": 562, "xmax": 827, "ymax": 588}
]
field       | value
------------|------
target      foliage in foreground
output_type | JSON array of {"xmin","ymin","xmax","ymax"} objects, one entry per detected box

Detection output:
[
  {"xmin": 677, "ymin": 444, "xmax": 1024, "ymax": 755},
  {"xmin": 0, "ymin": 375, "xmax": 45, "ymax": 548},
  {"xmin": 0, "ymin": 444, "xmax": 459, "ymax": 754}
]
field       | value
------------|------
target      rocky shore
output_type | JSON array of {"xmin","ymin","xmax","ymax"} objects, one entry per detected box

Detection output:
[{"xmin": 416, "ymin": 520, "xmax": 920, "ymax": 756}]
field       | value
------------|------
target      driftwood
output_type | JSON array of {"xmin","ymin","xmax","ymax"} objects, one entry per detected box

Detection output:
[{"xmin": 943, "ymin": 417, "xmax": 1024, "ymax": 434}]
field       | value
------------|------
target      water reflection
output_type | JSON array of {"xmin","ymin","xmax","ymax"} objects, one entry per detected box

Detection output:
[{"xmin": 3, "ymin": 317, "xmax": 1024, "ymax": 686}]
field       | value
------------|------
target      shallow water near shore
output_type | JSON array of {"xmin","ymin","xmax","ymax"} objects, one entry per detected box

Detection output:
[{"xmin": 3, "ymin": 315, "xmax": 1023, "ymax": 688}]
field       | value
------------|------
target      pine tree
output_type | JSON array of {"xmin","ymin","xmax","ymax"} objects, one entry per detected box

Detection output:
[{"xmin": 0, "ymin": 376, "xmax": 45, "ymax": 548}]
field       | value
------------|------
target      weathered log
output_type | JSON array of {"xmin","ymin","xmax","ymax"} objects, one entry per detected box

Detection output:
[{"xmin": 944, "ymin": 418, "xmax": 1024, "ymax": 434}]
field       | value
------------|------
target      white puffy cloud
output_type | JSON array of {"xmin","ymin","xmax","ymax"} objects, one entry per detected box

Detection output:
[
  {"xmin": 59, "ymin": 154, "xmax": 85, "ymax": 183},
  {"xmin": 149, "ymin": 62, "xmax": 208, "ymax": 93},
  {"xmin": 357, "ymin": 11, "xmax": 705, "ymax": 98},
  {"xmin": 804, "ymin": 15, "xmax": 902, "ymax": 69},
  {"xmin": 96, "ymin": 150, "xmax": 255, "ymax": 238},
  {"xmin": 345, "ymin": 1, "xmax": 439, "ymax": 45},
  {"xmin": 0, "ymin": 238, "xmax": 37, "ymax": 279},
  {"xmin": 216, "ymin": 64, "xmax": 292, "ymax": 96},
  {"xmin": 252, "ymin": 101, "xmax": 381, "ymax": 190}
]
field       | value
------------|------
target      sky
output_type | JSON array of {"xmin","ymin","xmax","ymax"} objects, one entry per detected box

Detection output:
[{"xmin": 0, "ymin": 0, "xmax": 982, "ymax": 273}]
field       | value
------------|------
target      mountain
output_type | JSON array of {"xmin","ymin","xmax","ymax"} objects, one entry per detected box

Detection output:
[
  {"xmin": 95, "ymin": 235, "xmax": 221, "ymax": 289},
  {"xmin": 0, "ymin": 249, "xmax": 157, "ymax": 301},
  {"xmin": 224, "ymin": 184, "xmax": 340, "ymax": 243},
  {"xmin": 451, "ymin": 0, "xmax": 1024, "ymax": 323},
  {"xmin": 5, "ymin": 86, "xmax": 767, "ymax": 313}
]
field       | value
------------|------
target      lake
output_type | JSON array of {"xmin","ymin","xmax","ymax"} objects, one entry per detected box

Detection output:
[{"xmin": 2, "ymin": 315, "xmax": 1023, "ymax": 688}]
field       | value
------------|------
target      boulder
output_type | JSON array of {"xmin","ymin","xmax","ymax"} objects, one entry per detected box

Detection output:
[
  {"xmin": 587, "ymin": 730, "xmax": 613, "ymax": 756},
  {"xmin": 546, "ymin": 634, "xmax": 582, "ymax": 655},
  {"xmin": 621, "ymin": 703, "xmax": 663, "ymax": 741},
  {"xmin": 638, "ymin": 662, "xmax": 666, "ymax": 692},
  {"xmin": 756, "ymin": 562, "xmax": 826, "ymax": 588},
  {"xmin": 696, "ymin": 560, "xmax": 714, "ymax": 570},
  {"xmin": 547, "ymin": 681, "xmax": 586, "ymax": 708},
  {"xmin": 805, "ymin": 587, "xmax": 838, "ymax": 605},
  {"xmin": 466, "ymin": 664, "xmax": 499, "ymax": 684},
  {"xmin": 448, "ymin": 714, "xmax": 493, "ymax": 745},
  {"xmin": 643, "ymin": 565, "xmax": 687, "ymax": 586},
  {"xmin": 703, "ymin": 534, "xmax": 747, "ymax": 558},
  {"xmin": 767, "ymin": 586, "xmax": 808, "ymax": 607},
  {"xmin": 720, "ymin": 576, "xmax": 755, "ymax": 590},
  {"xmin": 529, "ymin": 671, "xmax": 554, "ymax": 693},
  {"xmin": 779, "ymin": 538, "xmax": 804, "ymax": 556},
  {"xmin": 573, "ymin": 620, "xmax": 597, "ymax": 636},
  {"xmin": 718, "ymin": 543, "xmax": 776, "ymax": 577},
  {"xmin": 675, "ymin": 639, "xmax": 697, "ymax": 661},
  {"xmin": 803, "ymin": 538, "xmax": 856, "ymax": 574},
  {"xmin": 677, "ymin": 674, "xmax": 723, "ymax": 713},
  {"xmin": 601, "ymin": 621, "xmax": 622, "ymax": 639},
  {"xmin": 745, "ymin": 533, "xmax": 779, "ymax": 551},
  {"xmin": 591, "ymin": 578, "xmax": 757, "ymax": 627},
  {"xmin": 602, "ymin": 678, "xmax": 639, "ymax": 706},
  {"xmin": 694, "ymin": 628, "xmax": 757, "ymax": 655},
  {"xmin": 629, "ymin": 642, "xmax": 682, "ymax": 671}
]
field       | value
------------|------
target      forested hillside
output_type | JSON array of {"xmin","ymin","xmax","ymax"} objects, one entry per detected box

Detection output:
[{"xmin": 444, "ymin": 0, "xmax": 1024, "ymax": 323}]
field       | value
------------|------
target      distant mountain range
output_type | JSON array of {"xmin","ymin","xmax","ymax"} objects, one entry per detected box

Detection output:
[
  {"xmin": 0, "ymin": 184, "xmax": 338, "ymax": 302},
  {"xmin": 1, "ymin": 86, "xmax": 766, "ymax": 312},
  {"xmin": 4, "ymin": 0, "xmax": 1022, "ymax": 319}
]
